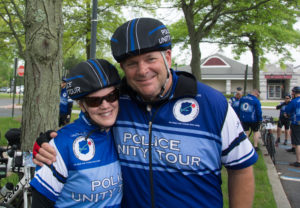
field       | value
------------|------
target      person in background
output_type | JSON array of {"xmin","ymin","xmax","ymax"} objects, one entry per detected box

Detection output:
[
  {"xmin": 286, "ymin": 87, "xmax": 298, "ymax": 153},
  {"xmin": 33, "ymin": 17, "xmax": 257, "ymax": 208},
  {"xmin": 229, "ymin": 87, "xmax": 243, "ymax": 116},
  {"xmin": 31, "ymin": 59, "xmax": 123, "ymax": 207},
  {"xmin": 238, "ymin": 89, "xmax": 262, "ymax": 151},
  {"xmin": 285, "ymin": 86, "xmax": 300, "ymax": 167},
  {"xmin": 275, "ymin": 94, "xmax": 291, "ymax": 145},
  {"xmin": 59, "ymin": 78, "xmax": 73, "ymax": 127}
]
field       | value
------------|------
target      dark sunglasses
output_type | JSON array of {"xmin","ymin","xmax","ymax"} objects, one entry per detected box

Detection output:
[{"xmin": 84, "ymin": 89, "xmax": 119, "ymax": 107}]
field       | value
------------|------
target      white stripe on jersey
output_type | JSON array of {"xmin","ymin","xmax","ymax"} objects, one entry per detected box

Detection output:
[
  {"xmin": 221, "ymin": 105, "xmax": 255, "ymax": 167},
  {"xmin": 34, "ymin": 139, "xmax": 68, "ymax": 195}
]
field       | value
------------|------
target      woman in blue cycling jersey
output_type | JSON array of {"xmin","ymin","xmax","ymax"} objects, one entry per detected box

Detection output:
[{"xmin": 30, "ymin": 59, "xmax": 123, "ymax": 208}]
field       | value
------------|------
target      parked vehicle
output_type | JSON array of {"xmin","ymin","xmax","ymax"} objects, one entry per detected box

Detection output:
[{"xmin": 0, "ymin": 87, "xmax": 9, "ymax": 93}]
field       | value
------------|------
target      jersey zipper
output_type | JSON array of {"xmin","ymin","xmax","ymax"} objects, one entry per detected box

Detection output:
[{"xmin": 146, "ymin": 102, "xmax": 166, "ymax": 208}]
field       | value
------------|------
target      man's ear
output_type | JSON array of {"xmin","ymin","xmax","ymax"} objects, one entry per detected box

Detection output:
[{"xmin": 165, "ymin": 49, "xmax": 172, "ymax": 69}]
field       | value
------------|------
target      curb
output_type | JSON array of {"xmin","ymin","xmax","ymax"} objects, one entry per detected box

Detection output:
[
  {"xmin": 72, "ymin": 110, "xmax": 80, "ymax": 114},
  {"xmin": 261, "ymin": 106, "xmax": 275, "ymax": 109},
  {"xmin": 259, "ymin": 140, "xmax": 291, "ymax": 208}
]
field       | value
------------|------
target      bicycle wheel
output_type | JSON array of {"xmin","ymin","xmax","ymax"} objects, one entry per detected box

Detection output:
[
  {"xmin": 262, "ymin": 129, "xmax": 267, "ymax": 146},
  {"xmin": 0, "ymin": 203, "xmax": 14, "ymax": 208},
  {"xmin": 267, "ymin": 133, "xmax": 276, "ymax": 164}
]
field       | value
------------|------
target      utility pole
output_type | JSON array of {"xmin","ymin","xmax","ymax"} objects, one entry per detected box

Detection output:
[
  {"xmin": 12, "ymin": 58, "xmax": 18, "ymax": 118},
  {"xmin": 244, "ymin": 65, "xmax": 248, "ymax": 96},
  {"xmin": 90, "ymin": 0, "xmax": 98, "ymax": 59}
]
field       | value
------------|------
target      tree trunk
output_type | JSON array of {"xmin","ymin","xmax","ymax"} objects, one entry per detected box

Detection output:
[
  {"xmin": 21, "ymin": 0, "xmax": 63, "ymax": 151},
  {"xmin": 181, "ymin": 0, "xmax": 202, "ymax": 81},
  {"xmin": 250, "ymin": 42, "xmax": 260, "ymax": 91},
  {"xmin": 190, "ymin": 40, "xmax": 202, "ymax": 81}
]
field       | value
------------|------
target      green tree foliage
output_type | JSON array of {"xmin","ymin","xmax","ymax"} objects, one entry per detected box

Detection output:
[
  {"xmin": 63, "ymin": 55, "xmax": 85, "ymax": 75},
  {"xmin": 62, "ymin": 0, "xmax": 127, "ymax": 60},
  {"xmin": 167, "ymin": 0, "xmax": 271, "ymax": 81},
  {"xmin": 0, "ymin": 0, "xmax": 160, "ymax": 83},
  {"xmin": 210, "ymin": 0, "xmax": 300, "ymax": 90},
  {"xmin": 0, "ymin": 57, "xmax": 13, "ymax": 87},
  {"xmin": 0, "ymin": 0, "xmax": 25, "ymax": 58},
  {"xmin": 0, "ymin": 0, "xmax": 25, "ymax": 89}
]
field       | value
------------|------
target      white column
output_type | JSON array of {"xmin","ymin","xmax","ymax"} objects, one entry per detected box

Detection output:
[
  {"xmin": 226, "ymin": 79, "xmax": 231, "ymax": 94},
  {"xmin": 260, "ymin": 71, "xmax": 267, "ymax": 100}
]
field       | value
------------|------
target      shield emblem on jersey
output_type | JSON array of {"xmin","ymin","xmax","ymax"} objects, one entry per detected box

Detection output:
[
  {"xmin": 173, "ymin": 98, "xmax": 199, "ymax": 122},
  {"xmin": 73, "ymin": 136, "xmax": 95, "ymax": 161}
]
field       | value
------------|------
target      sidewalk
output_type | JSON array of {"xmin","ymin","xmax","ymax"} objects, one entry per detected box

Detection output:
[
  {"xmin": 259, "ymin": 139, "xmax": 291, "ymax": 208},
  {"xmin": 260, "ymin": 133, "xmax": 300, "ymax": 208},
  {"xmin": 273, "ymin": 138, "xmax": 300, "ymax": 208}
]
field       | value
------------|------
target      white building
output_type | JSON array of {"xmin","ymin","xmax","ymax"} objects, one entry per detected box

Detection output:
[{"xmin": 177, "ymin": 53, "xmax": 299, "ymax": 100}]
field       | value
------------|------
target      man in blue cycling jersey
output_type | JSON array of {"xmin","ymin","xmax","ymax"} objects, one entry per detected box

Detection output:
[
  {"xmin": 286, "ymin": 86, "xmax": 300, "ymax": 167},
  {"xmin": 275, "ymin": 94, "xmax": 291, "ymax": 145},
  {"xmin": 59, "ymin": 78, "xmax": 73, "ymax": 127},
  {"xmin": 238, "ymin": 89, "xmax": 262, "ymax": 151},
  {"xmin": 229, "ymin": 87, "xmax": 243, "ymax": 116},
  {"xmin": 33, "ymin": 18, "xmax": 258, "ymax": 208}
]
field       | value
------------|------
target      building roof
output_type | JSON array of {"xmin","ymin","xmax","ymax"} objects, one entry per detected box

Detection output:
[
  {"xmin": 263, "ymin": 63, "xmax": 294, "ymax": 73},
  {"xmin": 177, "ymin": 53, "xmax": 253, "ymax": 80}
]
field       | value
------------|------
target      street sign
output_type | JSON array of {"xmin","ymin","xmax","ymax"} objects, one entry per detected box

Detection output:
[{"xmin": 17, "ymin": 65, "xmax": 24, "ymax": 77}]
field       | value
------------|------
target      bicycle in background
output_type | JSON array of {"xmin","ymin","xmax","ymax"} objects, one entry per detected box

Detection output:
[
  {"xmin": 260, "ymin": 116, "xmax": 277, "ymax": 164},
  {"xmin": 0, "ymin": 128, "xmax": 35, "ymax": 208}
]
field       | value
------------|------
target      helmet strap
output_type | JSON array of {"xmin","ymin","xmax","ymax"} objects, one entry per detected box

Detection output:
[{"xmin": 158, "ymin": 51, "xmax": 170, "ymax": 99}]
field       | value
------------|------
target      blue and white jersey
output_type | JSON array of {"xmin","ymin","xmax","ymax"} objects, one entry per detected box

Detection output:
[
  {"xmin": 30, "ymin": 112, "xmax": 122, "ymax": 208},
  {"xmin": 113, "ymin": 70, "xmax": 257, "ymax": 208},
  {"xmin": 286, "ymin": 96, "xmax": 300, "ymax": 125},
  {"xmin": 238, "ymin": 94, "xmax": 262, "ymax": 123},
  {"xmin": 60, "ymin": 88, "xmax": 73, "ymax": 115},
  {"xmin": 229, "ymin": 96, "xmax": 240, "ymax": 114}
]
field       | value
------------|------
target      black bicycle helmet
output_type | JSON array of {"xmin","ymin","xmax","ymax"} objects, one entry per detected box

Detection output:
[
  {"xmin": 292, "ymin": 86, "xmax": 300, "ymax": 93},
  {"xmin": 111, "ymin": 17, "xmax": 172, "ymax": 63},
  {"xmin": 66, "ymin": 59, "xmax": 121, "ymax": 100},
  {"xmin": 285, "ymin": 93, "xmax": 291, "ymax": 98}
]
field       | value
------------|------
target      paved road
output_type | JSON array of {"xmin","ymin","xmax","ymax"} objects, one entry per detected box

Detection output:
[
  {"xmin": 274, "ymin": 138, "xmax": 300, "ymax": 208},
  {"xmin": 0, "ymin": 98, "xmax": 22, "ymax": 117}
]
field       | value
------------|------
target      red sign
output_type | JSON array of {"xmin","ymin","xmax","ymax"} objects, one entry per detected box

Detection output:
[
  {"xmin": 17, "ymin": 65, "xmax": 24, "ymax": 76},
  {"xmin": 265, "ymin": 74, "xmax": 292, "ymax": 79}
]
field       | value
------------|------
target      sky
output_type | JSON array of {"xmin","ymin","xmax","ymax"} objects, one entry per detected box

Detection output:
[{"xmin": 125, "ymin": 4, "xmax": 300, "ymax": 68}]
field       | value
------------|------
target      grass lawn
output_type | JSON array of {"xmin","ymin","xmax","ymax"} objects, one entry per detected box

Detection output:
[
  {"xmin": 0, "ymin": 117, "xmax": 21, "ymax": 146},
  {"xmin": 221, "ymin": 149, "xmax": 277, "ymax": 208},
  {"xmin": 0, "ymin": 93, "xmax": 23, "ymax": 99},
  {"xmin": 222, "ymin": 133, "xmax": 277, "ymax": 207},
  {"xmin": 260, "ymin": 101, "xmax": 280, "ymax": 107},
  {"xmin": 70, "ymin": 113, "xmax": 79, "ymax": 122},
  {"xmin": 0, "ymin": 117, "xmax": 22, "ymax": 186}
]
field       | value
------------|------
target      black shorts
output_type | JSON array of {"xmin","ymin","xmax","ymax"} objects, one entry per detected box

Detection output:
[
  {"xmin": 242, "ymin": 122, "xmax": 260, "ymax": 132},
  {"xmin": 59, "ymin": 114, "xmax": 70, "ymax": 127},
  {"xmin": 290, "ymin": 124, "xmax": 300, "ymax": 145},
  {"xmin": 277, "ymin": 118, "xmax": 290, "ymax": 130}
]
